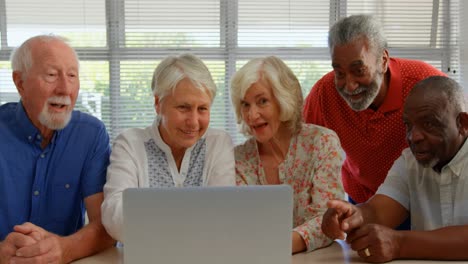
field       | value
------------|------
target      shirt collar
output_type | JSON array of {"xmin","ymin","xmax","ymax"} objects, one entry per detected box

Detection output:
[
  {"xmin": 15, "ymin": 101, "xmax": 60, "ymax": 146},
  {"xmin": 444, "ymin": 139, "xmax": 468, "ymax": 178},
  {"xmin": 377, "ymin": 58, "xmax": 403, "ymax": 113}
]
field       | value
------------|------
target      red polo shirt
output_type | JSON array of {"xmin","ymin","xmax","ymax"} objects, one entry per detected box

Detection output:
[{"xmin": 303, "ymin": 58, "xmax": 446, "ymax": 203}]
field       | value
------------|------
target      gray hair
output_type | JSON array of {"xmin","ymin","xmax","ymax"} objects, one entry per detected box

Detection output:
[
  {"xmin": 328, "ymin": 14, "xmax": 388, "ymax": 56},
  {"xmin": 151, "ymin": 53, "xmax": 217, "ymax": 102},
  {"xmin": 230, "ymin": 56, "xmax": 303, "ymax": 136},
  {"xmin": 11, "ymin": 34, "xmax": 78, "ymax": 76},
  {"xmin": 410, "ymin": 76, "xmax": 466, "ymax": 113}
]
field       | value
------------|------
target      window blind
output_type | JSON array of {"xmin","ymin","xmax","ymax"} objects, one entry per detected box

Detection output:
[
  {"xmin": 0, "ymin": 0, "xmax": 461, "ymax": 143},
  {"xmin": 460, "ymin": 1, "xmax": 467, "ymax": 88}
]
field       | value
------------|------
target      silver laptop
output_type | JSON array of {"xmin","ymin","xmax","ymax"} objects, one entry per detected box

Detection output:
[{"xmin": 123, "ymin": 185, "xmax": 293, "ymax": 264}]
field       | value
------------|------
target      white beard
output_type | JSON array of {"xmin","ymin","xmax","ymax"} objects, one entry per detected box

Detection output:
[{"xmin": 38, "ymin": 96, "xmax": 73, "ymax": 130}]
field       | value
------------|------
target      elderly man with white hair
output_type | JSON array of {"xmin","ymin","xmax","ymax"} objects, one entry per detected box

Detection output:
[{"xmin": 0, "ymin": 35, "xmax": 114, "ymax": 264}]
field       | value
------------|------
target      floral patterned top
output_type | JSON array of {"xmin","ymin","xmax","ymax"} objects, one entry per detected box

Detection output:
[{"xmin": 235, "ymin": 123, "xmax": 345, "ymax": 252}]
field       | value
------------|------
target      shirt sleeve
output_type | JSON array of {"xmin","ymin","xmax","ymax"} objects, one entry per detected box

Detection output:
[
  {"xmin": 293, "ymin": 131, "xmax": 345, "ymax": 252},
  {"xmin": 235, "ymin": 169, "xmax": 248, "ymax": 185},
  {"xmin": 234, "ymin": 140, "xmax": 258, "ymax": 186},
  {"xmin": 376, "ymin": 153, "xmax": 410, "ymax": 210},
  {"xmin": 205, "ymin": 131, "xmax": 236, "ymax": 186},
  {"xmin": 81, "ymin": 122, "xmax": 111, "ymax": 198},
  {"xmin": 302, "ymin": 76, "xmax": 327, "ymax": 126},
  {"xmin": 101, "ymin": 133, "xmax": 140, "ymax": 242}
]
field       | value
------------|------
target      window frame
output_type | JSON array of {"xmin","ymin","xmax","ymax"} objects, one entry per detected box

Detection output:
[{"xmin": 0, "ymin": 0, "xmax": 461, "ymax": 142}]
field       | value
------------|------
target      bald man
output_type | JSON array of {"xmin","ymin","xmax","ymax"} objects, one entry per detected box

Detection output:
[{"xmin": 321, "ymin": 76, "xmax": 468, "ymax": 262}]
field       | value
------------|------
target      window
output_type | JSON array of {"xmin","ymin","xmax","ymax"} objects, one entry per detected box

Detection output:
[
  {"xmin": 0, "ymin": 0, "xmax": 461, "ymax": 143},
  {"xmin": 461, "ymin": 1, "xmax": 468, "ymax": 88}
]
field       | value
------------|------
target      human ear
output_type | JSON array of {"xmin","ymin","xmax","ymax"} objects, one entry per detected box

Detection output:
[
  {"xmin": 381, "ymin": 49, "xmax": 389, "ymax": 73},
  {"xmin": 154, "ymin": 96, "xmax": 161, "ymax": 114},
  {"xmin": 13, "ymin": 71, "xmax": 25, "ymax": 96},
  {"xmin": 456, "ymin": 112, "xmax": 468, "ymax": 136}
]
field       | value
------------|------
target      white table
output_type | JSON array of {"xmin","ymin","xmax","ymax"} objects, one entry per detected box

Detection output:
[{"xmin": 72, "ymin": 240, "xmax": 468, "ymax": 263}]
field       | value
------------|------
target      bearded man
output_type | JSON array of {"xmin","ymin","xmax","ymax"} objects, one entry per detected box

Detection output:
[
  {"xmin": 0, "ymin": 35, "xmax": 114, "ymax": 264},
  {"xmin": 303, "ymin": 15, "xmax": 446, "ymax": 208}
]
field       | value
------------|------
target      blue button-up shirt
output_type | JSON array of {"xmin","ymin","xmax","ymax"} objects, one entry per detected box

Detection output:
[{"xmin": 0, "ymin": 102, "xmax": 110, "ymax": 240}]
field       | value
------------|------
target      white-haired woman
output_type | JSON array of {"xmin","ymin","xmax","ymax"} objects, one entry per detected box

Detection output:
[
  {"xmin": 230, "ymin": 56, "xmax": 344, "ymax": 253},
  {"xmin": 102, "ymin": 54, "xmax": 236, "ymax": 242}
]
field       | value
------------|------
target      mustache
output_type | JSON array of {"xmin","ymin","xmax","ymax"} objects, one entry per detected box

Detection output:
[
  {"xmin": 47, "ymin": 96, "xmax": 71, "ymax": 105},
  {"xmin": 340, "ymin": 86, "xmax": 368, "ymax": 96}
]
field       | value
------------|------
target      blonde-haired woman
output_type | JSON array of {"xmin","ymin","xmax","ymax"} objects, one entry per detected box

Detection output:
[
  {"xmin": 102, "ymin": 54, "xmax": 235, "ymax": 242},
  {"xmin": 231, "ymin": 56, "xmax": 344, "ymax": 253}
]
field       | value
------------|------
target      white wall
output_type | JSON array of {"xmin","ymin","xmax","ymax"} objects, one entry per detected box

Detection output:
[{"xmin": 461, "ymin": 1, "xmax": 468, "ymax": 90}]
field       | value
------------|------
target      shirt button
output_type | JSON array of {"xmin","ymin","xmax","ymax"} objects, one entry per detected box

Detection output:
[
  {"xmin": 65, "ymin": 184, "xmax": 70, "ymax": 189},
  {"xmin": 40, "ymin": 154, "xmax": 45, "ymax": 158},
  {"xmin": 33, "ymin": 190, "xmax": 40, "ymax": 196},
  {"xmin": 28, "ymin": 136, "xmax": 32, "ymax": 141},
  {"xmin": 36, "ymin": 135, "xmax": 41, "ymax": 140}
]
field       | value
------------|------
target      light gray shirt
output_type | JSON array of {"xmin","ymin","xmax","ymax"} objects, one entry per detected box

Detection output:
[{"xmin": 377, "ymin": 140, "xmax": 468, "ymax": 230}]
